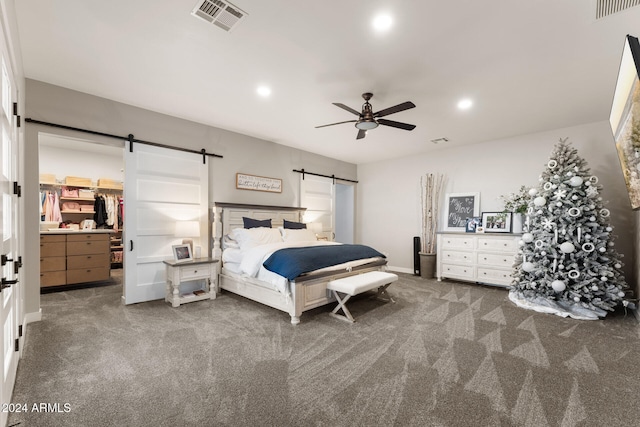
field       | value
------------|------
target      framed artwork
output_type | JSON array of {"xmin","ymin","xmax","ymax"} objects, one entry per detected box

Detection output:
[
  {"xmin": 465, "ymin": 216, "xmax": 481, "ymax": 233},
  {"xmin": 172, "ymin": 244, "xmax": 193, "ymax": 263},
  {"xmin": 444, "ymin": 192, "xmax": 480, "ymax": 231},
  {"xmin": 236, "ymin": 173, "xmax": 282, "ymax": 193},
  {"xmin": 609, "ymin": 35, "xmax": 640, "ymax": 210},
  {"xmin": 481, "ymin": 212, "xmax": 512, "ymax": 233}
]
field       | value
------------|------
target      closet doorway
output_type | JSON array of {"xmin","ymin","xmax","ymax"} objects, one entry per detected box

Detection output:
[{"xmin": 38, "ymin": 133, "xmax": 125, "ymax": 291}]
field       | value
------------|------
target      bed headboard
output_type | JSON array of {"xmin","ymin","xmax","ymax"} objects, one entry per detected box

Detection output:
[{"xmin": 212, "ymin": 202, "xmax": 306, "ymax": 259}]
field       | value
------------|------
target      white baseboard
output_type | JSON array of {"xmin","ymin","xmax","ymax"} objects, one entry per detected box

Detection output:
[
  {"xmin": 24, "ymin": 309, "xmax": 42, "ymax": 324},
  {"xmin": 387, "ymin": 265, "xmax": 413, "ymax": 274}
]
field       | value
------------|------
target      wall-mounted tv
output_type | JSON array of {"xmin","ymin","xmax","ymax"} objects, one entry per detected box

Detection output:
[{"xmin": 610, "ymin": 34, "xmax": 640, "ymax": 210}]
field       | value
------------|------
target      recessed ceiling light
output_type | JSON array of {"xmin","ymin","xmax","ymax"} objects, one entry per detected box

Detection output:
[
  {"xmin": 372, "ymin": 14, "xmax": 393, "ymax": 32},
  {"xmin": 256, "ymin": 85, "xmax": 271, "ymax": 97},
  {"xmin": 457, "ymin": 99, "xmax": 473, "ymax": 110}
]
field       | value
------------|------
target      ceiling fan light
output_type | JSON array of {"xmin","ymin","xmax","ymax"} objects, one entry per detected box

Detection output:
[{"xmin": 355, "ymin": 121, "xmax": 378, "ymax": 130}]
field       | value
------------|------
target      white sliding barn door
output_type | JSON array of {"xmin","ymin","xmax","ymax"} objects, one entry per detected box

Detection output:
[
  {"xmin": 300, "ymin": 174, "xmax": 334, "ymax": 240},
  {"xmin": 123, "ymin": 142, "xmax": 208, "ymax": 304}
]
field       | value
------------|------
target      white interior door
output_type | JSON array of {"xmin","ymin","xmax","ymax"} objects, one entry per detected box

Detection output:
[
  {"xmin": 0, "ymin": 52, "xmax": 19, "ymax": 427},
  {"xmin": 123, "ymin": 142, "xmax": 208, "ymax": 305},
  {"xmin": 334, "ymin": 182, "xmax": 355, "ymax": 244},
  {"xmin": 300, "ymin": 174, "xmax": 334, "ymax": 240}
]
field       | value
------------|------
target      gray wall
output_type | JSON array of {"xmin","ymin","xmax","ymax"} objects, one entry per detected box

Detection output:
[
  {"xmin": 24, "ymin": 79, "xmax": 356, "ymax": 317},
  {"xmin": 357, "ymin": 121, "xmax": 637, "ymax": 296}
]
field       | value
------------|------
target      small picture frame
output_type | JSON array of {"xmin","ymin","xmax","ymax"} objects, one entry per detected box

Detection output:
[
  {"xmin": 481, "ymin": 212, "xmax": 512, "ymax": 233},
  {"xmin": 172, "ymin": 244, "xmax": 193, "ymax": 263},
  {"xmin": 465, "ymin": 217, "xmax": 481, "ymax": 233},
  {"xmin": 82, "ymin": 219, "xmax": 94, "ymax": 231}
]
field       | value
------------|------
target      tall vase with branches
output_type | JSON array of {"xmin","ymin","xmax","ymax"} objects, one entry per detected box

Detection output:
[{"xmin": 420, "ymin": 173, "xmax": 445, "ymax": 254}]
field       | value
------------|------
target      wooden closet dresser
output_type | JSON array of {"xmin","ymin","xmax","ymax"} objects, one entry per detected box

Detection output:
[{"xmin": 40, "ymin": 230, "xmax": 113, "ymax": 288}]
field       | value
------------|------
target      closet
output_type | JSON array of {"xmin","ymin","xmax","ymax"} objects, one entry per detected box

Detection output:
[{"xmin": 39, "ymin": 134, "xmax": 124, "ymax": 289}]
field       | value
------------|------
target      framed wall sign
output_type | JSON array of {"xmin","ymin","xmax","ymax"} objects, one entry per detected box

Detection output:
[
  {"xmin": 444, "ymin": 192, "xmax": 480, "ymax": 231},
  {"xmin": 236, "ymin": 173, "xmax": 282, "ymax": 193}
]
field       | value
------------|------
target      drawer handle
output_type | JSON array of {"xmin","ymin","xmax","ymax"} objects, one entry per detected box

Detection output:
[
  {"xmin": 483, "ymin": 272, "xmax": 487, "ymax": 275},
  {"xmin": 87, "ymin": 256, "xmax": 92, "ymax": 259},
  {"xmin": 194, "ymin": 270, "xmax": 198, "ymax": 274}
]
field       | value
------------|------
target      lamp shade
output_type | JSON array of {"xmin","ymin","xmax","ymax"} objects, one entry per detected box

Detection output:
[{"xmin": 175, "ymin": 220, "xmax": 200, "ymax": 238}]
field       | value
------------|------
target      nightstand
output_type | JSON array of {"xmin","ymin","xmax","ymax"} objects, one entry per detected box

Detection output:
[{"xmin": 163, "ymin": 257, "xmax": 218, "ymax": 307}]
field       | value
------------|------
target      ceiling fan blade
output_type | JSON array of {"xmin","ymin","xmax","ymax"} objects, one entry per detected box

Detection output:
[
  {"xmin": 315, "ymin": 120, "xmax": 358, "ymax": 129},
  {"xmin": 374, "ymin": 101, "xmax": 416, "ymax": 118},
  {"xmin": 378, "ymin": 118, "xmax": 416, "ymax": 131},
  {"xmin": 333, "ymin": 103, "xmax": 362, "ymax": 116},
  {"xmin": 356, "ymin": 129, "xmax": 367, "ymax": 140}
]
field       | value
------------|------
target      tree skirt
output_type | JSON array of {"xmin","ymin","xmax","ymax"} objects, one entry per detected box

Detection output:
[{"xmin": 508, "ymin": 290, "xmax": 608, "ymax": 320}]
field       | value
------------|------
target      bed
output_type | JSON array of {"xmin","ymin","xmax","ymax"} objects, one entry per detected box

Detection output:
[{"xmin": 212, "ymin": 202, "xmax": 388, "ymax": 324}]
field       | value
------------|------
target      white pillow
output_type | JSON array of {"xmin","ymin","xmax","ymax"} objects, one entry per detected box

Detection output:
[
  {"xmin": 281, "ymin": 227, "xmax": 317, "ymax": 243},
  {"xmin": 222, "ymin": 234, "xmax": 240, "ymax": 249},
  {"xmin": 231, "ymin": 227, "xmax": 282, "ymax": 251}
]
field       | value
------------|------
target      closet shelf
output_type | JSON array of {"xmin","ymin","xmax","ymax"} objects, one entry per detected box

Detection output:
[
  {"xmin": 39, "ymin": 182, "xmax": 123, "ymax": 191},
  {"xmin": 61, "ymin": 210, "xmax": 95, "ymax": 214},
  {"xmin": 60, "ymin": 197, "xmax": 95, "ymax": 202}
]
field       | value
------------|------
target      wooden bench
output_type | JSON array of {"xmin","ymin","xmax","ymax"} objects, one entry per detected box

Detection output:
[{"xmin": 327, "ymin": 271, "xmax": 398, "ymax": 322}]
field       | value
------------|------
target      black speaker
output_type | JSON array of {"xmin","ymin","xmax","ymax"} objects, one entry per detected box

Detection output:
[{"xmin": 413, "ymin": 236, "xmax": 421, "ymax": 275}]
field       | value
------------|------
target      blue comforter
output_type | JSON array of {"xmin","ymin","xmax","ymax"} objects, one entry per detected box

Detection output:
[{"xmin": 262, "ymin": 244, "xmax": 385, "ymax": 280}]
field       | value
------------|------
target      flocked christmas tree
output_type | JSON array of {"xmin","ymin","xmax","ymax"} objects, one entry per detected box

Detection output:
[{"xmin": 510, "ymin": 138, "xmax": 633, "ymax": 319}]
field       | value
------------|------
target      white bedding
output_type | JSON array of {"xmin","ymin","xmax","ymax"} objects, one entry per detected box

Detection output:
[{"xmin": 222, "ymin": 241, "xmax": 383, "ymax": 296}]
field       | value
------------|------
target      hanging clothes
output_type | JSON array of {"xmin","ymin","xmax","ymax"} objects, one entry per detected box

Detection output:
[
  {"xmin": 45, "ymin": 191, "xmax": 62, "ymax": 223},
  {"xmin": 93, "ymin": 195, "xmax": 108, "ymax": 227}
]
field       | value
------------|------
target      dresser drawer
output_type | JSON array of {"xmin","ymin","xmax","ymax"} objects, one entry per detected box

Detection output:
[
  {"xmin": 180, "ymin": 264, "xmax": 211, "ymax": 280},
  {"xmin": 440, "ymin": 236, "xmax": 474, "ymax": 250},
  {"xmin": 67, "ymin": 254, "xmax": 110, "ymax": 270},
  {"xmin": 40, "ymin": 242, "xmax": 66, "ymax": 257},
  {"xmin": 40, "ymin": 256, "xmax": 66, "ymax": 272},
  {"xmin": 477, "ymin": 268, "xmax": 512, "ymax": 286},
  {"xmin": 67, "ymin": 233, "xmax": 109, "ymax": 243},
  {"xmin": 477, "ymin": 237, "xmax": 518, "ymax": 252},
  {"xmin": 40, "ymin": 271, "xmax": 66, "ymax": 287},
  {"xmin": 67, "ymin": 240, "xmax": 110, "ymax": 256},
  {"xmin": 40, "ymin": 234, "xmax": 66, "ymax": 243},
  {"xmin": 67, "ymin": 267, "xmax": 110, "ymax": 284},
  {"xmin": 441, "ymin": 263, "xmax": 474, "ymax": 279},
  {"xmin": 477, "ymin": 252, "xmax": 514, "ymax": 268},
  {"xmin": 441, "ymin": 250, "xmax": 474, "ymax": 265}
]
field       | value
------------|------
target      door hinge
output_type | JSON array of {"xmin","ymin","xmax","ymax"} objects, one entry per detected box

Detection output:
[
  {"xmin": 16, "ymin": 115, "xmax": 20, "ymax": 128},
  {"xmin": 18, "ymin": 324, "xmax": 22, "ymax": 337},
  {"xmin": 14, "ymin": 338, "xmax": 18, "ymax": 352},
  {"xmin": 12, "ymin": 102, "xmax": 17, "ymax": 116},
  {"xmin": 14, "ymin": 256, "xmax": 22, "ymax": 275},
  {"xmin": 13, "ymin": 181, "xmax": 21, "ymax": 197}
]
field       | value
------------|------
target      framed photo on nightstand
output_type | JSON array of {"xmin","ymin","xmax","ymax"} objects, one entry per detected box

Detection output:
[{"xmin": 172, "ymin": 244, "xmax": 193, "ymax": 263}]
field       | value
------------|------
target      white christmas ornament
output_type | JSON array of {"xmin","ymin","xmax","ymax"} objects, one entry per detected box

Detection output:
[
  {"xmin": 556, "ymin": 202, "xmax": 562, "ymax": 207},
  {"xmin": 551, "ymin": 280, "xmax": 566, "ymax": 292},
  {"xmin": 534, "ymin": 197, "xmax": 547, "ymax": 206},
  {"xmin": 522, "ymin": 233, "xmax": 534, "ymax": 243},
  {"xmin": 574, "ymin": 296, "xmax": 581, "ymax": 302},
  {"xmin": 528, "ymin": 188, "xmax": 538, "ymax": 196},
  {"xmin": 560, "ymin": 242, "xmax": 575, "ymax": 253},
  {"xmin": 522, "ymin": 262, "xmax": 535, "ymax": 272},
  {"xmin": 569, "ymin": 176, "xmax": 583, "ymax": 187}
]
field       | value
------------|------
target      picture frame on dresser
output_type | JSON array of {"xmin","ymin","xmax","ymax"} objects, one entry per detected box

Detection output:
[
  {"xmin": 481, "ymin": 212, "xmax": 512, "ymax": 233},
  {"xmin": 172, "ymin": 244, "xmax": 193, "ymax": 263},
  {"xmin": 444, "ymin": 192, "xmax": 480, "ymax": 231}
]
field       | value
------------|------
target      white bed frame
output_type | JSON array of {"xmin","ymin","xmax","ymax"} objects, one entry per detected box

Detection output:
[{"xmin": 212, "ymin": 202, "xmax": 386, "ymax": 324}]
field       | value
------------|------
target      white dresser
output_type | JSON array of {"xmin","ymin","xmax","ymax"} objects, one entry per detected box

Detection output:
[{"xmin": 436, "ymin": 232, "xmax": 520, "ymax": 287}]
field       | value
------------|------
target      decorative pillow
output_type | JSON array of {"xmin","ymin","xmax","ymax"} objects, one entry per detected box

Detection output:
[
  {"xmin": 281, "ymin": 228, "xmax": 317, "ymax": 243},
  {"xmin": 232, "ymin": 227, "xmax": 282, "ymax": 251},
  {"xmin": 243, "ymin": 217, "xmax": 272, "ymax": 229},
  {"xmin": 283, "ymin": 219, "xmax": 306, "ymax": 229}
]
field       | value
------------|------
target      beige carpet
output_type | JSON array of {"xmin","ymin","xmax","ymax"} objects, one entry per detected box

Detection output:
[{"xmin": 9, "ymin": 273, "xmax": 640, "ymax": 427}]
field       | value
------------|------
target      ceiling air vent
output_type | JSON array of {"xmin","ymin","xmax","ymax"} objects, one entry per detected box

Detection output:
[
  {"xmin": 191, "ymin": 0, "xmax": 247, "ymax": 32},
  {"xmin": 595, "ymin": 0, "xmax": 640, "ymax": 19}
]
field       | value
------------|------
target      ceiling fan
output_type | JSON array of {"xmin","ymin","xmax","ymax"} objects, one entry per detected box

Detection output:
[{"xmin": 316, "ymin": 92, "xmax": 416, "ymax": 140}]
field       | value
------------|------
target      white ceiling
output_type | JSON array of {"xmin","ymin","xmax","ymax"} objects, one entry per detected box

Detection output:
[{"xmin": 13, "ymin": 0, "xmax": 640, "ymax": 164}]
